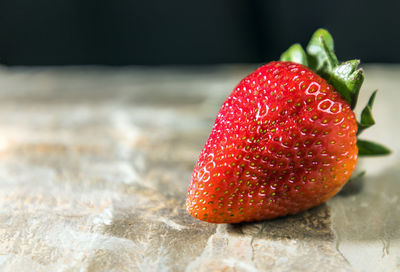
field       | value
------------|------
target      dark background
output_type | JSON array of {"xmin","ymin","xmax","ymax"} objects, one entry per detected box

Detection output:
[{"xmin": 0, "ymin": 0, "xmax": 399, "ymax": 66}]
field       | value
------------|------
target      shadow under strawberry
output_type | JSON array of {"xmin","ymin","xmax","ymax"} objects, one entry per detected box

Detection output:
[{"xmin": 228, "ymin": 204, "xmax": 333, "ymax": 241}]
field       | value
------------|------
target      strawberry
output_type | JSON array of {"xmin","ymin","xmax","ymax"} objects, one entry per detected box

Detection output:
[{"xmin": 186, "ymin": 29, "xmax": 390, "ymax": 223}]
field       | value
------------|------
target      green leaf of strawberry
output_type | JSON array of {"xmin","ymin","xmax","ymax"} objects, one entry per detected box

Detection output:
[
  {"xmin": 357, "ymin": 139, "xmax": 391, "ymax": 156},
  {"xmin": 306, "ymin": 28, "xmax": 338, "ymax": 77},
  {"xmin": 187, "ymin": 28, "xmax": 391, "ymax": 224},
  {"xmin": 330, "ymin": 60, "xmax": 364, "ymax": 109},
  {"xmin": 357, "ymin": 90, "xmax": 377, "ymax": 135},
  {"xmin": 280, "ymin": 44, "xmax": 308, "ymax": 66}
]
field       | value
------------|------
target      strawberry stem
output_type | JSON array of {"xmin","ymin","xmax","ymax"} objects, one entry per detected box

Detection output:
[{"xmin": 280, "ymin": 28, "xmax": 391, "ymax": 157}]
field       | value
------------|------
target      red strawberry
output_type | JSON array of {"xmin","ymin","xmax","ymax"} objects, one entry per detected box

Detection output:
[{"xmin": 186, "ymin": 29, "xmax": 390, "ymax": 223}]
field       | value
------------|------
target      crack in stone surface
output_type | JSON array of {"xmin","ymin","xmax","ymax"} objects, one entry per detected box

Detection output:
[
  {"xmin": 186, "ymin": 206, "xmax": 352, "ymax": 272},
  {"xmin": 329, "ymin": 168, "xmax": 400, "ymax": 271}
]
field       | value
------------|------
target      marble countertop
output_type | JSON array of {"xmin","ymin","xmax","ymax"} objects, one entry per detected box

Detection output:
[{"xmin": 0, "ymin": 64, "xmax": 399, "ymax": 272}]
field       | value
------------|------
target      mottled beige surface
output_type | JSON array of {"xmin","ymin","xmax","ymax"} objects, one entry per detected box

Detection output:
[{"xmin": 0, "ymin": 65, "xmax": 398, "ymax": 272}]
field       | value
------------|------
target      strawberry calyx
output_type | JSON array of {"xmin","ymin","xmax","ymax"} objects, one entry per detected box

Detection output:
[{"xmin": 280, "ymin": 29, "xmax": 390, "ymax": 157}]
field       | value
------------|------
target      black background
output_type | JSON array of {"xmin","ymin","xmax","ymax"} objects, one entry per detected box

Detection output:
[{"xmin": 0, "ymin": 0, "xmax": 399, "ymax": 65}]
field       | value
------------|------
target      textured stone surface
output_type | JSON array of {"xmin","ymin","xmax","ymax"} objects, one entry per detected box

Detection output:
[{"xmin": 0, "ymin": 65, "xmax": 398, "ymax": 271}]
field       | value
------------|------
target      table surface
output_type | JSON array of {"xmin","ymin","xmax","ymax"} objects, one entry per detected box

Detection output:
[{"xmin": 0, "ymin": 64, "xmax": 399, "ymax": 272}]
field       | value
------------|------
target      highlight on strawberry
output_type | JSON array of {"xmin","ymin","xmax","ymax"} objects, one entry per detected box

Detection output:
[{"xmin": 186, "ymin": 29, "xmax": 390, "ymax": 223}]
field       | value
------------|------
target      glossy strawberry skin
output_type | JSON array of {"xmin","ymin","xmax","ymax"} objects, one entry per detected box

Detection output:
[{"xmin": 186, "ymin": 61, "xmax": 358, "ymax": 223}]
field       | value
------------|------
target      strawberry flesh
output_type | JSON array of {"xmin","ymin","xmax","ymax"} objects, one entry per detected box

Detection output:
[{"xmin": 186, "ymin": 61, "xmax": 358, "ymax": 223}]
